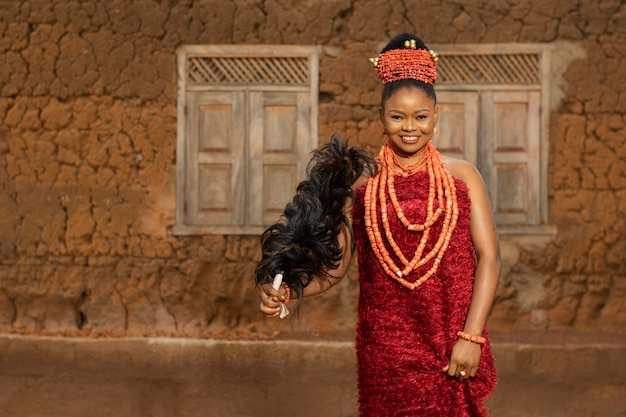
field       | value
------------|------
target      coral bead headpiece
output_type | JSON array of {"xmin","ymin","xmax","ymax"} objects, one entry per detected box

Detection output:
[{"xmin": 369, "ymin": 39, "xmax": 439, "ymax": 85}]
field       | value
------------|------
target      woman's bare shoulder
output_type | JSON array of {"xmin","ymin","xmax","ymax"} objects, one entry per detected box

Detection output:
[{"xmin": 441, "ymin": 154, "xmax": 482, "ymax": 184}]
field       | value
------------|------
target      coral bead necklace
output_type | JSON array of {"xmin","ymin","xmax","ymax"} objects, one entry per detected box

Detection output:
[{"xmin": 364, "ymin": 140, "xmax": 459, "ymax": 290}]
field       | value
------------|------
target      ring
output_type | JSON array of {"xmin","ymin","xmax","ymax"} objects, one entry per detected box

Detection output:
[
  {"xmin": 456, "ymin": 369, "xmax": 466, "ymax": 378},
  {"xmin": 268, "ymin": 295, "xmax": 274, "ymax": 301}
]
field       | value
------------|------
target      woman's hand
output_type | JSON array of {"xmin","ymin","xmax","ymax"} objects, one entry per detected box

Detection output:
[
  {"xmin": 442, "ymin": 339, "xmax": 481, "ymax": 381},
  {"xmin": 256, "ymin": 221, "xmax": 354, "ymax": 318},
  {"xmin": 257, "ymin": 282, "xmax": 289, "ymax": 318}
]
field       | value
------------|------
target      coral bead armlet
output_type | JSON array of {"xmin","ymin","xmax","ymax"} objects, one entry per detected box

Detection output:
[
  {"xmin": 282, "ymin": 283, "xmax": 291, "ymax": 304},
  {"xmin": 457, "ymin": 331, "xmax": 486, "ymax": 345}
]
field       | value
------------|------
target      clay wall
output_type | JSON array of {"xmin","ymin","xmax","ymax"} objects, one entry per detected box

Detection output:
[{"xmin": 0, "ymin": 0, "xmax": 625, "ymax": 338}]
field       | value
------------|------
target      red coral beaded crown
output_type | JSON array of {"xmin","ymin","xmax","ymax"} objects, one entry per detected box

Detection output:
[{"xmin": 369, "ymin": 39, "xmax": 439, "ymax": 85}]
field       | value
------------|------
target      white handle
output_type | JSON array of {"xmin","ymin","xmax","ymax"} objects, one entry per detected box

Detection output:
[
  {"xmin": 271, "ymin": 273, "xmax": 289, "ymax": 319},
  {"xmin": 271, "ymin": 273, "xmax": 283, "ymax": 291}
]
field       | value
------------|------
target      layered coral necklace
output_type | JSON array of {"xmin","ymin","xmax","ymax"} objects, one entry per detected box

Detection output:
[{"xmin": 364, "ymin": 140, "xmax": 459, "ymax": 290}]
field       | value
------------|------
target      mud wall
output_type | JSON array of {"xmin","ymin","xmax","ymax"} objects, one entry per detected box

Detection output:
[{"xmin": 0, "ymin": 0, "xmax": 625, "ymax": 338}]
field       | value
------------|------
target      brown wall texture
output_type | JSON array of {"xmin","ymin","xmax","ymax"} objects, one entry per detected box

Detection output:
[{"xmin": 0, "ymin": 0, "xmax": 625, "ymax": 339}]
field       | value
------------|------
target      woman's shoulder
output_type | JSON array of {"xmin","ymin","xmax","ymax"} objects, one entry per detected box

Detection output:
[{"xmin": 441, "ymin": 154, "xmax": 485, "ymax": 187}]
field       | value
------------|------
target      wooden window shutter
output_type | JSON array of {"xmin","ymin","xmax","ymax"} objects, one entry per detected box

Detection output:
[
  {"xmin": 248, "ymin": 91, "xmax": 311, "ymax": 226},
  {"xmin": 480, "ymin": 91, "xmax": 541, "ymax": 225},
  {"xmin": 185, "ymin": 91, "xmax": 246, "ymax": 226},
  {"xmin": 436, "ymin": 91, "xmax": 479, "ymax": 165}
]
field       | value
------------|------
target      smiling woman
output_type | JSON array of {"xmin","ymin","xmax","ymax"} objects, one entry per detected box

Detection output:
[{"xmin": 257, "ymin": 33, "xmax": 501, "ymax": 417}]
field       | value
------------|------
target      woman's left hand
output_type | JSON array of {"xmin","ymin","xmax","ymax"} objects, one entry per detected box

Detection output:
[{"xmin": 442, "ymin": 339, "xmax": 481, "ymax": 380}]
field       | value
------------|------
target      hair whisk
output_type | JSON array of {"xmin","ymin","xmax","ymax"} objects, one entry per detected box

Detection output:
[{"xmin": 254, "ymin": 135, "xmax": 378, "ymax": 311}]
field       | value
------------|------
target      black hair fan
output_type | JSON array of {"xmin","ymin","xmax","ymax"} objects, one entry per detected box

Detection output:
[{"xmin": 254, "ymin": 135, "xmax": 377, "ymax": 310}]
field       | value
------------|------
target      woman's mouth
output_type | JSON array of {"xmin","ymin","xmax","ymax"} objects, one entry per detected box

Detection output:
[{"xmin": 401, "ymin": 136, "xmax": 419, "ymax": 144}]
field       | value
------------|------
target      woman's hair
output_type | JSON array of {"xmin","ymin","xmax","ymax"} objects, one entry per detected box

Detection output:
[
  {"xmin": 254, "ymin": 135, "xmax": 377, "ymax": 311},
  {"xmin": 379, "ymin": 33, "xmax": 437, "ymax": 106}
]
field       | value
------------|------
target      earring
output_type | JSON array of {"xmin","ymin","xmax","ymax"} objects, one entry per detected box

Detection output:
[{"xmin": 433, "ymin": 127, "xmax": 439, "ymax": 134}]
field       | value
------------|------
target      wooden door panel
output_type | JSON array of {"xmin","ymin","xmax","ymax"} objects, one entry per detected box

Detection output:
[
  {"xmin": 197, "ymin": 104, "xmax": 232, "ymax": 151},
  {"xmin": 493, "ymin": 163, "xmax": 528, "ymax": 214},
  {"xmin": 197, "ymin": 164, "xmax": 232, "ymax": 212},
  {"xmin": 263, "ymin": 95, "xmax": 298, "ymax": 153},
  {"xmin": 493, "ymin": 101, "xmax": 530, "ymax": 151},
  {"xmin": 263, "ymin": 164, "xmax": 298, "ymax": 215}
]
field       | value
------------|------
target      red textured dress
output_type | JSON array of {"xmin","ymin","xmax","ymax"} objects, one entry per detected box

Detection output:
[{"xmin": 352, "ymin": 170, "xmax": 497, "ymax": 417}]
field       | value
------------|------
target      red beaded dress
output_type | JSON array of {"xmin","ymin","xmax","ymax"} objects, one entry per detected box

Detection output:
[{"xmin": 352, "ymin": 170, "xmax": 497, "ymax": 417}]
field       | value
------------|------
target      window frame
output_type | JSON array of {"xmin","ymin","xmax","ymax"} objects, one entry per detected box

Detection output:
[
  {"xmin": 431, "ymin": 43, "xmax": 557, "ymax": 235},
  {"xmin": 174, "ymin": 45, "xmax": 321, "ymax": 235}
]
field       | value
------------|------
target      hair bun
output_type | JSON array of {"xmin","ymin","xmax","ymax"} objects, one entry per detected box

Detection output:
[{"xmin": 381, "ymin": 33, "xmax": 428, "ymax": 53}]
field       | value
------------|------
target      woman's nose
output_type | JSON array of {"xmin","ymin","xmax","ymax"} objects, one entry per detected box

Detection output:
[{"xmin": 404, "ymin": 119, "xmax": 416, "ymax": 131}]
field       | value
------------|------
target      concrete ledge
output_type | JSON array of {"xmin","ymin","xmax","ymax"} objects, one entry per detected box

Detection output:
[
  {"xmin": 0, "ymin": 335, "xmax": 358, "ymax": 417},
  {"xmin": 0, "ymin": 334, "xmax": 625, "ymax": 417}
]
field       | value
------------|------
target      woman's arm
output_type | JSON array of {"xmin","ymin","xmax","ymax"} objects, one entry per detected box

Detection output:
[
  {"xmin": 258, "ymin": 200, "xmax": 356, "ymax": 317},
  {"xmin": 255, "ymin": 136, "xmax": 375, "ymax": 319},
  {"xmin": 461, "ymin": 163, "xmax": 501, "ymax": 337},
  {"xmin": 302, "ymin": 222, "xmax": 354, "ymax": 296},
  {"xmin": 443, "ymin": 160, "xmax": 501, "ymax": 378}
]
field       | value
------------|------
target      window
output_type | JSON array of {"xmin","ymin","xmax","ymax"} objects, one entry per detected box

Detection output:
[
  {"xmin": 431, "ymin": 44, "xmax": 554, "ymax": 234},
  {"xmin": 174, "ymin": 45, "xmax": 321, "ymax": 235}
]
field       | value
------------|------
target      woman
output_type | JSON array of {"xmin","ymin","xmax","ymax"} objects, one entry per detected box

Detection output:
[{"xmin": 256, "ymin": 33, "xmax": 500, "ymax": 417}]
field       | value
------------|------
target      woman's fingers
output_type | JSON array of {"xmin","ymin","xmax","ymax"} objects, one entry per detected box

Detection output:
[
  {"xmin": 259, "ymin": 299, "xmax": 280, "ymax": 317},
  {"xmin": 454, "ymin": 364, "xmax": 469, "ymax": 380},
  {"xmin": 453, "ymin": 362, "xmax": 479, "ymax": 380},
  {"xmin": 258, "ymin": 284, "xmax": 286, "ymax": 317},
  {"xmin": 446, "ymin": 339, "xmax": 481, "ymax": 380},
  {"xmin": 445, "ymin": 359, "xmax": 478, "ymax": 380}
]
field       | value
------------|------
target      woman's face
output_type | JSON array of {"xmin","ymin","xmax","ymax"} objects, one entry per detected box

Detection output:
[{"xmin": 379, "ymin": 86, "xmax": 439, "ymax": 160}]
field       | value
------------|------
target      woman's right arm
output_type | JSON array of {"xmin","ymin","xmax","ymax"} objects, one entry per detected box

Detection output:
[
  {"xmin": 258, "ymin": 200, "xmax": 356, "ymax": 317},
  {"xmin": 300, "ymin": 219, "xmax": 354, "ymax": 296},
  {"xmin": 255, "ymin": 135, "xmax": 375, "ymax": 318}
]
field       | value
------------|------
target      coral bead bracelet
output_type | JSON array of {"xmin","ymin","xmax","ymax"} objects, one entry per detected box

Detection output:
[{"xmin": 457, "ymin": 331, "xmax": 487, "ymax": 345}]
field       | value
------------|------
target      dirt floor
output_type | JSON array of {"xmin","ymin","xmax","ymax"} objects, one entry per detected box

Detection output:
[{"xmin": 0, "ymin": 331, "xmax": 625, "ymax": 417}]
